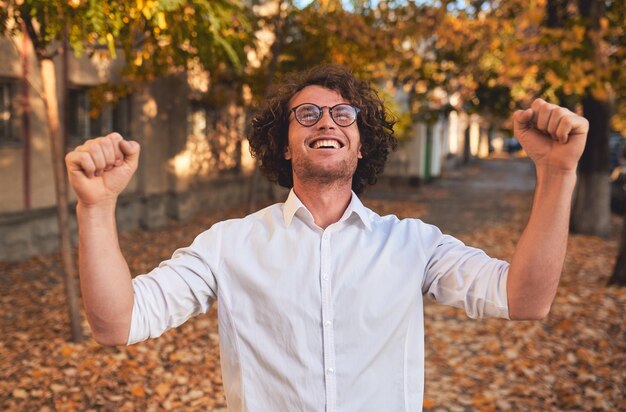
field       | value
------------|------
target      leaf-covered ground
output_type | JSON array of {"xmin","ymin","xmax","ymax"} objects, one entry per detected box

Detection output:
[{"xmin": 1, "ymin": 158, "xmax": 625, "ymax": 411}]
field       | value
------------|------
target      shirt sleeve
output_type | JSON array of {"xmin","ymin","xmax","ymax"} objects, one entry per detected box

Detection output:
[
  {"xmin": 421, "ymin": 225, "xmax": 510, "ymax": 320},
  {"xmin": 127, "ymin": 225, "xmax": 222, "ymax": 345}
]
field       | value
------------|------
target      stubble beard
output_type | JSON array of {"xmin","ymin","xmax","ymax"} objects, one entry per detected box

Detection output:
[{"xmin": 291, "ymin": 155, "xmax": 358, "ymax": 187}]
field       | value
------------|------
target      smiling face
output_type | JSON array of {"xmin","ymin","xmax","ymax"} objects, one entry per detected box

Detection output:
[{"xmin": 285, "ymin": 85, "xmax": 362, "ymax": 190}]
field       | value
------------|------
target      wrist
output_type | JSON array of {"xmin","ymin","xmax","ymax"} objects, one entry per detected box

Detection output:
[
  {"xmin": 77, "ymin": 200, "xmax": 117, "ymax": 219},
  {"xmin": 535, "ymin": 165, "xmax": 577, "ymax": 191},
  {"xmin": 535, "ymin": 163, "xmax": 577, "ymax": 179}
]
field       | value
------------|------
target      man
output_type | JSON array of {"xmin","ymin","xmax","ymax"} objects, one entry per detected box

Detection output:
[{"xmin": 65, "ymin": 65, "xmax": 588, "ymax": 411}]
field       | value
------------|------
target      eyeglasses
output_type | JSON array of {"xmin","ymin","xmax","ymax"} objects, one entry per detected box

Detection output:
[{"xmin": 290, "ymin": 103, "xmax": 360, "ymax": 127}]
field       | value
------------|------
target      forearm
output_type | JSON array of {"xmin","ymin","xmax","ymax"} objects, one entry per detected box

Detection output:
[
  {"xmin": 507, "ymin": 167, "xmax": 577, "ymax": 319},
  {"xmin": 77, "ymin": 202, "xmax": 134, "ymax": 345}
]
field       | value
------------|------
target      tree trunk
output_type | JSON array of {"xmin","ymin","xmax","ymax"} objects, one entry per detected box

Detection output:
[
  {"xmin": 20, "ymin": 22, "xmax": 32, "ymax": 210},
  {"xmin": 569, "ymin": 0, "xmax": 612, "ymax": 237},
  {"xmin": 570, "ymin": 94, "xmax": 612, "ymax": 237},
  {"xmin": 609, "ymin": 217, "xmax": 626, "ymax": 285},
  {"xmin": 463, "ymin": 123, "xmax": 471, "ymax": 164},
  {"xmin": 40, "ymin": 57, "xmax": 84, "ymax": 342},
  {"xmin": 246, "ymin": 1, "xmax": 289, "ymax": 213}
]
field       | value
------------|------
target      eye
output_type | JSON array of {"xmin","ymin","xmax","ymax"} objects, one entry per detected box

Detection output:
[
  {"xmin": 334, "ymin": 105, "xmax": 355, "ymax": 120},
  {"xmin": 297, "ymin": 105, "xmax": 320, "ymax": 121}
]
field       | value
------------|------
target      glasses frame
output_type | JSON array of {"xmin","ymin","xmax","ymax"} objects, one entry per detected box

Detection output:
[{"xmin": 289, "ymin": 103, "xmax": 361, "ymax": 128}]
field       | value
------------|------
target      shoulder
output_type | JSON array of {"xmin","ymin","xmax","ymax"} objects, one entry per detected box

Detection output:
[
  {"xmin": 359, "ymin": 205, "xmax": 444, "ymax": 246},
  {"xmin": 198, "ymin": 202, "xmax": 284, "ymax": 239},
  {"xmin": 367, "ymin": 207, "xmax": 442, "ymax": 236}
]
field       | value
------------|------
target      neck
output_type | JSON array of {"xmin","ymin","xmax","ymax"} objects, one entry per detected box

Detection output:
[{"xmin": 292, "ymin": 180, "xmax": 353, "ymax": 229}]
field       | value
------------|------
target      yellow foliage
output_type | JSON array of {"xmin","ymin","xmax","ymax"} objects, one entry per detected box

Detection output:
[
  {"xmin": 157, "ymin": 12, "xmax": 167, "ymax": 30},
  {"xmin": 544, "ymin": 69, "xmax": 562, "ymax": 89},
  {"xmin": 573, "ymin": 25, "xmax": 586, "ymax": 43},
  {"xmin": 561, "ymin": 40, "xmax": 578, "ymax": 52},
  {"xmin": 106, "ymin": 32, "xmax": 116, "ymax": 58},
  {"xmin": 600, "ymin": 17, "xmax": 609, "ymax": 31},
  {"xmin": 134, "ymin": 51, "xmax": 143, "ymax": 66},
  {"xmin": 590, "ymin": 84, "xmax": 609, "ymax": 101},
  {"xmin": 525, "ymin": 4, "xmax": 544, "ymax": 25},
  {"xmin": 412, "ymin": 55, "xmax": 422, "ymax": 68},
  {"xmin": 415, "ymin": 81, "xmax": 428, "ymax": 94}
]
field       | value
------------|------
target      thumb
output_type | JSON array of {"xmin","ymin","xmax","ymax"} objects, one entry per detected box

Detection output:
[
  {"xmin": 119, "ymin": 140, "xmax": 141, "ymax": 165},
  {"xmin": 513, "ymin": 108, "xmax": 534, "ymax": 136}
]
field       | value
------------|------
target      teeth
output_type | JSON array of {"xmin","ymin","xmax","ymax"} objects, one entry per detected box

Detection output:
[{"xmin": 312, "ymin": 139, "xmax": 340, "ymax": 149}]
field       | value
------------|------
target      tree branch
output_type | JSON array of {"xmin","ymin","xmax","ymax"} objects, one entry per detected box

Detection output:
[{"xmin": 7, "ymin": 27, "xmax": 45, "ymax": 101}]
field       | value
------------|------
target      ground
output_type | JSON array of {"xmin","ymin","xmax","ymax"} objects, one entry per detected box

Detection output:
[{"xmin": 1, "ymin": 158, "xmax": 625, "ymax": 411}]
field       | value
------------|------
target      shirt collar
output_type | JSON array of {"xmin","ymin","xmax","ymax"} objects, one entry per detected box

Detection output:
[{"xmin": 283, "ymin": 189, "xmax": 372, "ymax": 231}]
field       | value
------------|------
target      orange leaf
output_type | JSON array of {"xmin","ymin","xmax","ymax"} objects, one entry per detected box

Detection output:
[
  {"xmin": 130, "ymin": 384, "xmax": 146, "ymax": 397},
  {"xmin": 12, "ymin": 388, "xmax": 28, "ymax": 399},
  {"xmin": 555, "ymin": 318, "xmax": 572, "ymax": 331},
  {"xmin": 155, "ymin": 382, "xmax": 171, "ymax": 398},
  {"xmin": 60, "ymin": 345, "xmax": 73, "ymax": 357}
]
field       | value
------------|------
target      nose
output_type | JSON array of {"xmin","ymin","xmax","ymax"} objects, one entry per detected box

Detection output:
[{"xmin": 316, "ymin": 107, "xmax": 335, "ymax": 129}]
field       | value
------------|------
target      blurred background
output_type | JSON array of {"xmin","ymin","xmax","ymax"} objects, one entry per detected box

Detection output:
[
  {"xmin": 0, "ymin": 1, "xmax": 624, "ymax": 410},
  {"xmin": 0, "ymin": 0, "xmax": 624, "ymax": 258}
]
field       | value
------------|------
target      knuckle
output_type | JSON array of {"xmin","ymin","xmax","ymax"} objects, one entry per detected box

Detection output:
[{"xmin": 84, "ymin": 139, "xmax": 99, "ymax": 149}]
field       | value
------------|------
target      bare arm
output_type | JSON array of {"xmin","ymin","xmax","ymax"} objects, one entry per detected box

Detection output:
[
  {"xmin": 507, "ymin": 99, "xmax": 588, "ymax": 320},
  {"xmin": 65, "ymin": 133, "xmax": 141, "ymax": 345}
]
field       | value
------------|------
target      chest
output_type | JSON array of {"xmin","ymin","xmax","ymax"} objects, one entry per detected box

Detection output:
[{"xmin": 218, "ymin": 224, "xmax": 425, "ymax": 329}]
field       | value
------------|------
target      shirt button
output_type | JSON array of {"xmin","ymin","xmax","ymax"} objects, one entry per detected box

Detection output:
[
  {"xmin": 322, "ymin": 273, "xmax": 329, "ymax": 280},
  {"xmin": 324, "ymin": 320, "xmax": 332, "ymax": 327},
  {"xmin": 327, "ymin": 368, "xmax": 335, "ymax": 375}
]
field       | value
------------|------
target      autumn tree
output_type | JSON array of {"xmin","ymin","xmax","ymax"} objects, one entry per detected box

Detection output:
[
  {"xmin": 381, "ymin": 0, "xmax": 528, "ymax": 169},
  {"xmin": 442, "ymin": 0, "xmax": 625, "ymax": 283},
  {"xmin": 510, "ymin": 0, "xmax": 624, "ymax": 283},
  {"xmin": 0, "ymin": 0, "xmax": 251, "ymax": 341},
  {"xmin": 243, "ymin": 0, "xmax": 395, "ymax": 208},
  {"xmin": 507, "ymin": 0, "xmax": 624, "ymax": 237},
  {"xmin": 608, "ymin": 2, "xmax": 626, "ymax": 285},
  {"xmin": 246, "ymin": 0, "xmax": 393, "ymax": 98}
]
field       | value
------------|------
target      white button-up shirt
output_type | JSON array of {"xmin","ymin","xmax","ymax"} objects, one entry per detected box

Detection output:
[{"xmin": 129, "ymin": 190, "xmax": 510, "ymax": 411}]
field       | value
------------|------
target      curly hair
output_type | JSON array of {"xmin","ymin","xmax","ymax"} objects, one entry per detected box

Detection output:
[{"xmin": 248, "ymin": 64, "xmax": 397, "ymax": 194}]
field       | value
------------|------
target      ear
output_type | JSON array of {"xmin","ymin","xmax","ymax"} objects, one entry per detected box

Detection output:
[
  {"xmin": 284, "ymin": 146, "xmax": 292, "ymax": 160},
  {"xmin": 357, "ymin": 145, "xmax": 363, "ymax": 159}
]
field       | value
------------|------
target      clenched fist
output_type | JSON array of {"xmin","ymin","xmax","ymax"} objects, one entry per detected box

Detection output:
[
  {"xmin": 513, "ymin": 99, "xmax": 589, "ymax": 173},
  {"xmin": 65, "ymin": 133, "xmax": 140, "ymax": 207}
]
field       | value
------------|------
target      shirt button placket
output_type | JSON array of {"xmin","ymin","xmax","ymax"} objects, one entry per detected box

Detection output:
[{"xmin": 320, "ymin": 230, "xmax": 336, "ymax": 411}]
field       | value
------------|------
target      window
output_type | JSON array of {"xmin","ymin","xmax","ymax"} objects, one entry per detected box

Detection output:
[
  {"xmin": 67, "ymin": 88, "xmax": 91, "ymax": 144},
  {"xmin": 0, "ymin": 78, "xmax": 21, "ymax": 146},
  {"xmin": 68, "ymin": 88, "xmax": 132, "ymax": 145},
  {"xmin": 112, "ymin": 95, "xmax": 131, "ymax": 137}
]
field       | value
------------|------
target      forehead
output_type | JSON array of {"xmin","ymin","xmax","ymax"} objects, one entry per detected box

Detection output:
[{"xmin": 289, "ymin": 85, "xmax": 348, "ymax": 108}]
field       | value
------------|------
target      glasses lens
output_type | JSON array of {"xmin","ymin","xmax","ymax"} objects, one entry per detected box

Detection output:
[
  {"xmin": 331, "ymin": 104, "xmax": 358, "ymax": 126},
  {"xmin": 295, "ymin": 104, "xmax": 321, "ymax": 126}
]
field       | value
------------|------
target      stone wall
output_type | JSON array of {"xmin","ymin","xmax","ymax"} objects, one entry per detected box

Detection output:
[{"xmin": 0, "ymin": 175, "xmax": 274, "ymax": 261}]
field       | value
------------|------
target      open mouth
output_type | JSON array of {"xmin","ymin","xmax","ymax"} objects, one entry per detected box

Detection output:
[{"xmin": 308, "ymin": 138, "xmax": 344, "ymax": 149}]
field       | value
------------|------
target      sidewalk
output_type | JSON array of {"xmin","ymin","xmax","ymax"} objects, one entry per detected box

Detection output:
[{"xmin": 365, "ymin": 157, "xmax": 536, "ymax": 235}]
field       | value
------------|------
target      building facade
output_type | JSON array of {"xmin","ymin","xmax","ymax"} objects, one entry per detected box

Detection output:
[{"xmin": 0, "ymin": 34, "xmax": 267, "ymax": 261}]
